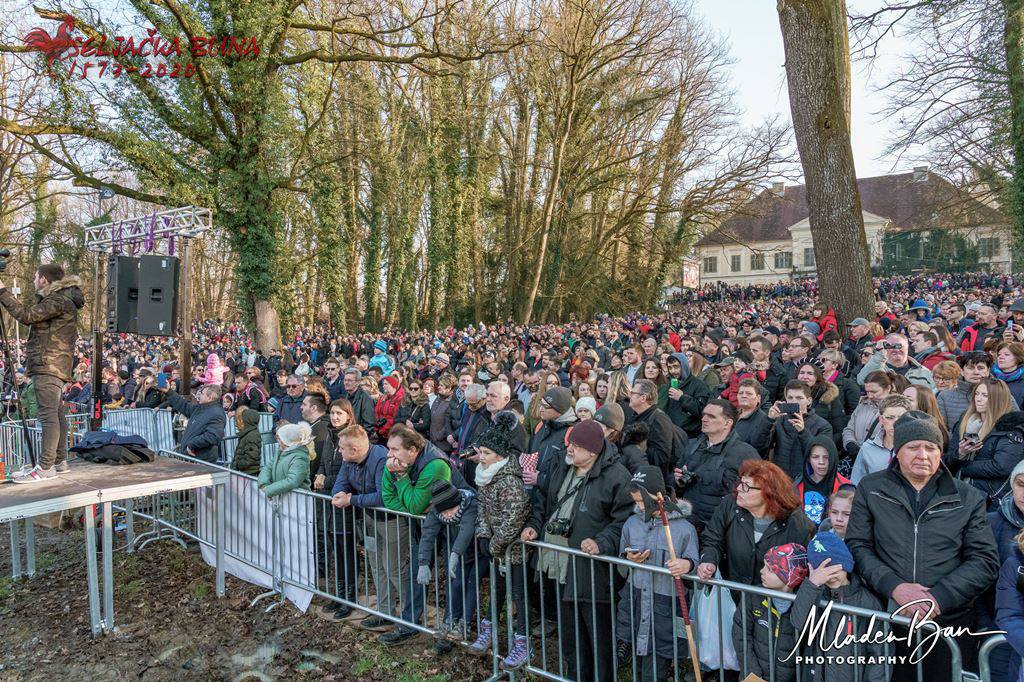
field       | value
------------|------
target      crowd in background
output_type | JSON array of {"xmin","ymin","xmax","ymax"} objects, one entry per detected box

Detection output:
[{"xmin": 6, "ymin": 270, "xmax": 1024, "ymax": 681}]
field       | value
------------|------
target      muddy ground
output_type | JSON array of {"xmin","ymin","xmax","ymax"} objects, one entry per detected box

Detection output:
[{"xmin": 0, "ymin": 524, "xmax": 491, "ymax": 681}]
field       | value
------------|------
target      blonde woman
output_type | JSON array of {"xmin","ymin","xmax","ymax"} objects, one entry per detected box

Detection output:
[{"xmin": 947, "ymin": 378, "xmax": 1022, "ymax": 508}]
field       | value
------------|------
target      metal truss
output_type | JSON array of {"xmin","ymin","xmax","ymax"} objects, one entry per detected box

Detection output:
[{"xmin": 85, "ymin": 206, "xmax": 212, "ymax": 252}]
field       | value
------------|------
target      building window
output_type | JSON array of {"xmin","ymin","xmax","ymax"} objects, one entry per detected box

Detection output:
[
  {"xmin": 750, "ymin": 254, "xmax": 765, "ymax": 270},
  {"xmin": 979, "ymin": 237, "xmax": 999, "ymax": 259},
  {"xmin": 730, "ymin": 255, "xmax": 741, "ymax": 272},
  {"xmin": 774, "ymin": 252, "xmax": 792, "ymax": 269},
  {"xmin": 803, "ymin": 247, "xmax": 816, "ymax": 267},
  {"xmin": 702, "ymin": 256, "xmax": 717, "ymax": 274}
]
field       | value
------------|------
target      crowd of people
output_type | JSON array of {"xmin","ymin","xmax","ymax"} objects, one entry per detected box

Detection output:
[{"xmin": 10, "ymin": 270, "xmax": 1024, "ymax": 681}]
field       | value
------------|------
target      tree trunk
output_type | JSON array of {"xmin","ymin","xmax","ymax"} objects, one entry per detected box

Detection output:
[
  {"xmin": 1004, "ymin": 0, "xmax": 1024, "ymax": 264},
  {"xmin": 253, "ymin": 299, "xmax": 282, "ymax": 352},
  {"xmin": 777, "ymin": 0, "xmax": 874, "ymax": 325}
]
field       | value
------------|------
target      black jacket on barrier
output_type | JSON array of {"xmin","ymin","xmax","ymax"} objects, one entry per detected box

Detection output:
[
  {"xmin": 165, "ymin": 390, "xmax": 226, "ymax": 463},
  {"xmin": 698, "ymin": 496, "xmax": 815, "ymax": 588},
  {"xmin": 526, "ymin": 443, "xmax": 633, "ymax": 603},
  {"xmin": 630, "ymin": 404, "xmax": 686, "ymax": 491},
  {"xmin": 845, "ymin": 460, "xmax": 1000, "ymax": 622},
  {"xmin": 769, "ymin": 412, "xmax": 833, "ymax": 481}
]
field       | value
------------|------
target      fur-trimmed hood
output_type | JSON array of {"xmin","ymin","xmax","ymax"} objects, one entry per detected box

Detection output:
[
  {"xmin": 37, "ymin": 275, "xmax": 85, "ymax": 307},
  {"xmin": 994, "ymin": 411, "xmax": 1024, "ymax": 435},
  {"xmin": 813, "ymin": 381, "xmax": 840, "ymax": 405}
]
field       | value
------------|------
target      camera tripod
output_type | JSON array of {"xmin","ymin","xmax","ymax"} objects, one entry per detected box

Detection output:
[{"xmin": 0, "ymin": 310, "xmax": 37, "ymax": 474}]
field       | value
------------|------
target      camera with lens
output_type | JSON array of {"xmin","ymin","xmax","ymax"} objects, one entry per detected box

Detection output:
[
  {"xmin": 0, "ymin": 248, "xmax": 10, "ymax": 273},
  {"xmin": 545, "ymin": 518, "xmax": 572, "ymax": 537},
  {"xmin": 677, "ymin": 467, "xmax": 697, "ymax": 487}
]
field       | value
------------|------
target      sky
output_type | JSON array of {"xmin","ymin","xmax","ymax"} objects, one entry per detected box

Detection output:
[{"xmin": 691, "ymin": 0, "xmax": 911, "ymax": 180}]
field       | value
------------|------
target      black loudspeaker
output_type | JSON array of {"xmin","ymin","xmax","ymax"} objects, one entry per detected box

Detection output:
[
  {"xmin": 107, "ymin": 255, "xmax": 140, "ymax": 333},
  {"xmin": 136, "ymin": 254, "xmax": 179, "ymax": 336}
]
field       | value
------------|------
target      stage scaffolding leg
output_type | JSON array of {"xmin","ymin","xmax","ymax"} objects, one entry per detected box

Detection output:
[
  {"xmin": 215, "ymin": 482, "xmax": 226, "ymax": 597},
  {"xmin": 84, "ymin": 507, "xmax": 102, "ymax": 637},
  {"xmin": 24, "ymin": 519, "xmax": 35, "ymax": 578},
  {"xmin": 8, "ymin": 519, "xmax": 22, "ymax": 579},
  {"xmin": 102, "ymin": 501, "xmax": 114, "ymax": 632}
]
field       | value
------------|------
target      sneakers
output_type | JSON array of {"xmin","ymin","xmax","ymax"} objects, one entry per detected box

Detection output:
[
  {"xmin": 361, "ymin": 616, "xmax": 392, "ymax": 631},
  {"xmin": 501, "ymin": 634, "xmax": 529, "ymax": 670},
  {"xmin": 12, "ymin": 465, "xmax": 56, "ymax": 484},
  {"xmin": 468, "ymin": 619, "xmax": 492, "ymax": 656},
  {"xmin": 378, "ymin": 626, "xmax": 417, "ymax": 646},
  {"xmin": 446, "ymin": 618, "xmax": 466, "ymax": 642},
  {"xmin": 55, "ymin": 461, "xmax": 71, "ymax": 473}
]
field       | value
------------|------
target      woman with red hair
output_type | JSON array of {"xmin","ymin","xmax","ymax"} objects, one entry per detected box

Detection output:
[{"xmin": 692, "ymin": 460, "xmax": 815, "ymax": 588}]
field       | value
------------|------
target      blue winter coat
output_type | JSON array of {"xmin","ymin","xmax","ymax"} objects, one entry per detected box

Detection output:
[
  {"xmin": 995, "ymin": 551, "xmax": 1024, "ymax": 682},
  {"xmin": 989, "ymin": 494, "xmax": 1024, "ymax": 565}
]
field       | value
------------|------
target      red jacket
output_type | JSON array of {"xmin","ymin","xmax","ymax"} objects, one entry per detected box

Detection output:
[
  {"xmin": 796, "ymin": 472, "xmax": 851, "ymax": 499},
  {"xmin": 814, "ymin": 307, "xmax": 838, "ymax": 342},
  {"xmin": 919, "ymin": 349, "xmax": 956, "ymax": 370},
  {"xmin": 374, "ymin": 388, "xmax": 405, "ymax": 440},
  {"xmin": 720, "ymin": 370, "xmax": 755, "ymax": 408}
]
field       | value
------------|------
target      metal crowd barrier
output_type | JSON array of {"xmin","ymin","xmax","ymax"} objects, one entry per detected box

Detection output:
[
  {"xmin": 219, "ymin": 411, "xmax": 275, "ymax": 465},
  {"xmin": 102, "ymin": 457, "xmax": 985, "ymax": 682}
]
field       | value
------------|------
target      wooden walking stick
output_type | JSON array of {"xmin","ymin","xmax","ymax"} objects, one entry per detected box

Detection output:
[{"xmin": 654, "ymin": 492, "xmax": 703, "ymax": 682}]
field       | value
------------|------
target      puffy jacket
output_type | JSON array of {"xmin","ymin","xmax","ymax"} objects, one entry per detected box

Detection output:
[
  {"xmin": 258, "ymin": 444, "xmax": 312, "ymax": 497},
  {"xmin": 769, "ymin": 412, "xmax": 833, "ymax": 481},
  {"xmin": 676, "ymin": 431, "xmax": 759, "ymax": 530},
  {"xmin": 374, "ymin": 388, "xmax": 404, "ymax": 440},
  {"xmin": 810, "ymin": 382, "xmax": 846, "ymax": 446},
  {"xmin": 475, "ymin": 455, "xmax": 532, "ymax": 564},
  {"xmin": 231, "ymin": 408, "xmax": 263, "ymax": 475},
  {"xmin": 856, "ymin": 352, "xmax": 935, "ymax": 391},
  {"xmin": 845, "ymin": 460, "xmax": 1000, "ymax": 621},
  {"xmin": 831, "ymin": 372, "xmax": 861, "ymax": 416},
  {"xmin": 395, "ymin": 398, "xmax": 430, "ymax": 436},
  {"xmin": 699, "ymin": 496, "xmax": 815, "ymax": 586},
  {"xmin": 988, "ymin": 493, "xmax": 1024, "ymax": 564},
  {"xmin": 273, "ymin": 393, "xmax": 305, "ymax": 425},
  {"xmin": 733, "ymin": 596, "xmax": 799, "ymax": 682},
  {"xmin": 946, "ymin": 411, "xmax": 1024, "ymax": 508},
  {"xmin": 347, "ymin": 388, "xmax": 377, "ymax": 433},
  {"xmin": 614, "ymin": 421, "xmax": 650, "ymax": 473},
  {"xmin": 664, "ymin": 353, "xmax": 711, "ymax": 437},
  {"xmin": 330, "ymin": 443, "xmax": 388, "ymax": 511},
  {"xmin": 762, "ymin": 360, "xmax": 790, "ymax": 402},
  {"xmin": 916, "ymin": 347, "xmax": 957, "ymax": 371},
  {"xmin": 937, "ymin": 380, "xmax": 973, "ymax": 429},
  {"xmin": 841, "ymin": 399, "xmax": 881, "ymax": 457},
  {"xmin": 526, "ymin": 443, "xmax": 633, "ymax": 602},
  {"xmin": 0, "ymin": 276, "xmax": 84, "ymax": 381},
  {"xmin": 995, "ymin": 550, "xmax": 1024, "ymax": 682},
  {"xmin": 850, "ymin": 431, "xmax": 893, "ymax": 485}
]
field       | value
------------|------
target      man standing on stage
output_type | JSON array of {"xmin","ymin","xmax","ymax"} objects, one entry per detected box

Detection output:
[{"xmin": 0, "ymin": 264, "xmax": 84, "ymax": 482}]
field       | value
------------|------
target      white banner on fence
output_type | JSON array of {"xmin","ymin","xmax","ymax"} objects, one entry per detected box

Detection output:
[{"xmin": 197, "ymin": 475, "xmax": 316, "ymax": 611}]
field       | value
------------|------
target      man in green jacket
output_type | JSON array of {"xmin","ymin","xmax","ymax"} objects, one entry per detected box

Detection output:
[{"xmin": 378, "ymin": 424, "xmax": 469, "ymax": 645}]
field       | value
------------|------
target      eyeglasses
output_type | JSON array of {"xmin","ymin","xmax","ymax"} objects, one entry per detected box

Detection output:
[
  {"xmin": 286, "ymin": 383, "xmax": 302, "ymax": 389},
  {"xmin": 410, "ymin": 386, "xmax": 421, "ymax": 391},
  {"xmin": 326, "ymin": 367, "xmax": 339, "ymax": 372},
  {"xmin": 736, "ymin": 481, "xmax": 761, "ymax": 493}
]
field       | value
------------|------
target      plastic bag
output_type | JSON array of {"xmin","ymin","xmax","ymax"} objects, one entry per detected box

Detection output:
[{"xmin": 694, "ymin": 571, "xmax": 740, "ymax": 671}]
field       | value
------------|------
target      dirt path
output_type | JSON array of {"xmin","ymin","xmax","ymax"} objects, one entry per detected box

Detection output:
[{"xmin": 0, "ymin": 524, "xmax": 491, "ymax": 681}]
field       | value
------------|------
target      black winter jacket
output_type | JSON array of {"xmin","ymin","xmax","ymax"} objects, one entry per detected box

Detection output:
[
  {"xmin": 734, "ymin": 408, "xmax": 772, "ymax": 457},
  {"xmin": 676, "ymin": 431, "xmax": 760, "ymax": 530},
  {"xmin": 664, "ymin": 354, "xmax": 711, "ymax": 438},
  {"xmin": 845, "ymin": 460, "xmax": 1000, "ymax": 622},
  {"xmin": 428, "ymin": 396, "xmax": 453, "ymax": 452},
  {"xmin": 770, "ymin": 412, "xmax": 833, "ymax": 481},
  {"xmin": 945, "ymin": 411, "xmax": 1024, "ymax": 508},
  {"xmin": 166, "ymin": 391, "xmax": 226, "ymax": 463},
  {"xmin": 732, "ymin": 595, "xmax": 799, "ymax": 682},
  {"xmin": 530, "ymin": 418, "xmax": 576, "ymax": 492},
  {"xmin": 699, "ymin": 497, "xmax": 815, "ymax": 587},
  {"xmin": 527, "ymin": 445, "xmax": 633, "ymax": 602}
]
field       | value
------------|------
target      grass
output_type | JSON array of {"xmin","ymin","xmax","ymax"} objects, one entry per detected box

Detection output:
[
  {"xmin": 0, "ymin": 576, "xmax": 12, "ymax": 601},
  {"xmin": 346, "ymin": 637, "xmax": 451, "ymax": 682}
]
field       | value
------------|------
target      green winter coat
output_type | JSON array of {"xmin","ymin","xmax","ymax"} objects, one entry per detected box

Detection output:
[
  {"xmin": 231, "ymin": 408, "xmax": 263, "ymax": 475},
  {"xmin": 258, "ymin": 444, "xmax": 311, "ymax": 497}
]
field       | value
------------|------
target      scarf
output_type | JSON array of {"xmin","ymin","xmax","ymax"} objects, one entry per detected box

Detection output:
[
  {"xmin": 475, "ymin": 457, "xmax": 509, "ymax": 487},
  {"xmin": 993, "ymin": 364, "xmax": 1024, "ymax": 383}
]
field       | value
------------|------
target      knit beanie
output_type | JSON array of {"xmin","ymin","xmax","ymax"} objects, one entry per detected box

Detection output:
[
  {"xmin": 807, "ymin": 531, "xmax": 854, "ymax": 573},
  {"xmin": 763, "ymin": 543, "xmax": 809, "ymax": 589},
  {"xmin": 384, "ymin": 374, "xmax": 402, "ymax": 392},
  {"xmin": 575, "ymin": 396, "xmax": 597, "ymax": 416},
  {"xmin": 568, "ymin": 419, "xmax": 605, "ymax": 455},
  {"xmin": 373, "ymin": 339, "xmax": 388, "ymax": 353},
  {"xmin": 1011, "ymin": 459, "xmax": 1024, "ymax": 485},
  {"xmin": 475, "ymin": 411, "xmax": 518, "ymax": 458},
  {"xmin": 893, "ymin": 410, "xmax": 944, "ymax": 455},
  {"xmin": 543, "ymin": 386, "xmax": 574, "ymax": 415},
  {"xmin": 594, "ymin": 403, "xmax": 625, "ymax": 431},
  {"xmin": 430, "ymin": 480, "xmax": 461, "ymax": 512}
]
